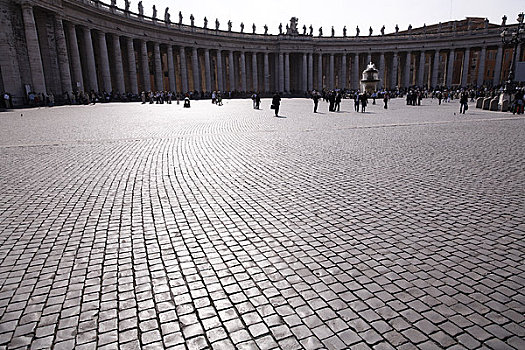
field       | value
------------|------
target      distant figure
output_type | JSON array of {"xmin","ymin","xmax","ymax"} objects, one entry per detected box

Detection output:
[
  {"xmin": 190, "ymin": 14, "xmax": 194, "ymax": 27},
  {"xmin": 354, "ymin": 92, "xmax": 360, "ymax": 112},
  {"xmin": 343, "ymin": 26, "xmax": 347, "ymax": 37},
  {"xmin": 331, "ymin": 26, "xmax": 335, "ymax": 37},
  {"xmin": 383, "ymin": 92, "xmax": 389, "ymax": 109},
  {"xmin": 319, "ymin": 27, "xmax": 323, "ymax": 37},
  {"xmin": 215, "ymin": 18, "xmax": 220, "ymax": 30},
  {"xmin": 252, "ymin": 23, "xmax": 256, "ymax": 34},
  {"xmin": 459, "ymin": 92, "xmax": 468, "ymax": 114},
  {"xmin": 312, "ymin": 91, "xmax": 320, "ymax": 112},
  {"xmin": 240, "ymin": 22, "xmax": 244, "ymax": 33},
  {"xmin": 356, "ymin": 26, "xmax": 360, "ymax": 36},
  {"xmin": 381, "ymin": 25, "xmax": 385, "ymax": 35},
  {"xmin": 152, "ymin": 5, "xmax": 157, "ymax": 19},
  {"xmin": 124, "ymin": 0, "xmax": 130, "ymax": 12},
  {"xmin": 309, "ymin": 25, "xmax": 313, "ymax": 36},
  {"xmin": 264, "ymin": 25, "xmax": 268, "ymax": 35},
  {"xmin": 369, "ymin": 26, "xmax": 373, "ymax": 36},
  {"xmin": 228, "ymin": 20, "xmax": 232, "ymax": 31},
  {"xmin": 360, "ymin": 92, "xmax": 368, "ymax": 112},
  {"xmin": 204, "ymin": 17, "xmax": 208, "ymax": 28},
  {"xmin": 407, "ymin": 24, "xmax": 411, "ymax": 31},
  {"xmin": 179, "ymin": 11, "xmax": 182, "ymax": 24},
  {"xmin": 502, "ymin": 15, "xmax": 507, "ymax": 26},
  {"xmin": 272, "ymin": 92, "xmax": 281, "ymax": 116},
  {"xmin": 184, "ymin": 96, "xmax": 190, "ymax": 108},
  {"xmin": 279, "ymin": 23, "xmax": 283, "ymax": 34},
  {"xmin": 303, "ymin": 25, "xmax": 307, "ymax": 35}
]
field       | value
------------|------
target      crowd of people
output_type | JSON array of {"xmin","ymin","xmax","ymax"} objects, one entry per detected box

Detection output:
[{"xmin": 2, "ymin": 83, "xmax": 524, "ymax": 116}]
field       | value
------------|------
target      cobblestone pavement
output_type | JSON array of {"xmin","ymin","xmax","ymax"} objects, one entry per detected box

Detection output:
[{"xmin": 0, "ymin": 98, "xmax": 524, "ymax": 350}]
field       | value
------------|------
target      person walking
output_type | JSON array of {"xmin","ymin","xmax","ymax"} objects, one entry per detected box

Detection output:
[
  {"xmin": 272, "ymin": 92, "xmax": 281, "ymax": 117},
  {"xmin": 255, "ymin": 92, "xmax": 261, "ymax": 109},
  {"xmin": 312, "ymin": 91, "xmax": 320, "ymax": 112},
  {"xmin": 383, "ymin": 92, "xmax": 389, "ymax": 109}
]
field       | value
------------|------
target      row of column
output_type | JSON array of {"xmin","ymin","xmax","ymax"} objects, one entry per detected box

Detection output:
[{"xmin": 19, "ymin": 4, "xmax": 511, "ymax": 96}]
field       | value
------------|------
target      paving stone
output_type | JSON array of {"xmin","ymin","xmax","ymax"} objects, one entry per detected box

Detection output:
[{"xmin": 0, "ymin": 100, "xmax": 524, "ymax": 349}]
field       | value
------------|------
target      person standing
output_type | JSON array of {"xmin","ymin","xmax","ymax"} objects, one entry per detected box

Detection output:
[
  {"xmin": 335, "ymin": 92, "xmax": 342, "ymax": 111},
  {"xmin": 360, "ymin": 92, "xmax": 368, "ymax": 113},
  {"xmin": 272, "ymin": 92, "xmax": 281, "ymax": 117},
  {"xmin": 459, "ymin": 91, "xmax": 468, "ymax": 114},
  {"xmin": 255, "ymin": 92, "xmax": 261, "ymax": 109},
  {"xmin": 383, "ymin": 92, "xmax": 389, "ymax": 109},
  {"xmin": 312, "ymin": 91, "xmax": 320, "ymax": 112},
  {"xmin": 354, "ymin": 92, "xmax": 360, "ymax": 112},
  {"xmin": 3, "ymin": 92, "xmax": 11, "ymax": 109}
]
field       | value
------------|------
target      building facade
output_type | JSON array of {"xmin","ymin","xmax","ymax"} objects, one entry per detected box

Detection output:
[{"xmin": 1, "ymin": 0, "xmax": 524, "ymax": 105}]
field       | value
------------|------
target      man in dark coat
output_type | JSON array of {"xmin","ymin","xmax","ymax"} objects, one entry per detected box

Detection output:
[
  {"xmin": 312, "ymin": 91, "xmax": 320, "ymax": 113},
  {"xmin": 272, "ymin": 92, "xmax": 281, "ymax": 116}
]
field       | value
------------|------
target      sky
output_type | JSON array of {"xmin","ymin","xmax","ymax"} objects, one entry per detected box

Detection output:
[{"xmin": 131, "ymin": 0, "xmax": 524, "ymax": 35}]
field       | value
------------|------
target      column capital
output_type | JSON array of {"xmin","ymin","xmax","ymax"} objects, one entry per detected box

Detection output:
[{"xmin": 19, "ymin": 0, "xmax": 35, "ymax": 9}]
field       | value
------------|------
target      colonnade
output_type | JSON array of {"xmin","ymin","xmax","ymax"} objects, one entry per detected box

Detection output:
[{"xmin": 1, "ymin": 1, "xmax": 521, "ymax": 104}]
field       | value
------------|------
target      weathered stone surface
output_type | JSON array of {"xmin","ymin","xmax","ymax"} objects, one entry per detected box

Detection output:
[{"xmin": 0, "ymin": 99, "xmax": 523, "ymax": 349}]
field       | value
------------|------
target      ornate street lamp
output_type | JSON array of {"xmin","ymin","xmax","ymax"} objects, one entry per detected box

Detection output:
[{"xmin": 500, "ymin": 13, "xmax": 525, "ymax": 93}]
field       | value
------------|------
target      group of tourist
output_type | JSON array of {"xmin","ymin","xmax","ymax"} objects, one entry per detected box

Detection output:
[{"xmin": 2, "ymin": 83, "xmax": 525, "ymax": 116}]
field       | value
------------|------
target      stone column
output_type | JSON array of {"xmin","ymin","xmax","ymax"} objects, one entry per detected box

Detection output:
[
  {"xmin": 341, "ymin": 54, "xmax": 347, "ymax": 89},
  {"xmin": 284, "ymin": 53, "xmax": 290, "ymax": 92},
  {"xmin": 418, "ymin": 51, "xmax": 426, "ymax": 86},
  {"xmin": 404, "ymin": 52, "xmax": 411, "ymax": 88},
  {"xmin": 179, "ymin": 47, "xmax": 188, "ymax": 92},
  {"xmin": 352, "ymin": 53, "xmax": 359, "ymax": 90},
  {"xmin": 204, "ymin": 49, "xmax": 211, "ymax": 92},
  {"xmin": 140, "ymin": 40, "xmax": 150, "ymax": 91},
  {"xmin": 192, "ymin": 47, "xmax": 200, "ymax": 91},
  {"xmin": 263, "ymin": 52, "xmax": 270, "ymax": 92},
  {"xmin": 379, "ymin": 52, "xmax": 385, "ymax": 89},
  {"xmin": 308, "ymin": 53, "xmax": 314, "ymax": 91},
  {"xmin": 431, "ymin": 50, "xmax": 440, "ymax": 87},
  {"xmin": 493, "ymin": 46, "xmax": 503, "ymax": 86},
  {"xmin": 153, "ymin": 43, "xmax": 163, "ymax": 91},
  {"xmin": 167, "ymin": 45, "xmax": 176, "ymax": 91},
  {"xmin": 461, "ymin": 48, "xmax": 470, "ymax": 87},
  {"xmin": 126, "ymin": 37, "xmax": 138, "ymax": 94},
  {"xmin": 446, "ymin": 49, "xmax": 455, "ymax": 87},
  {"xmin": 329, "ymin": 53, "xmax": 335, "ymax": 88},
  {"xmin": 96, "ymin": 31, "xmax": 112, "ymax": 92},
  {"xmin": 111, "ymin": 34, "xmax": 125, "ymax": 93},
  {"xmin": 228, "ymin": 51, "xmax": 235, "ymax": 91},
  {"xmin": 252, "ymin": 52, "xmax": 258, "ymax": 91},
  {"xmin": 391, "ymin": 52, "xmax": 398, "ymax": 89},
  {"xmin": 21, "ymin": 2, "xmax": 46, "ymax": 93},
  {"xmin": 65, "ymin": 22, "xmax": 83, "ymax": 92},
  {"xmin": 279, "ymin": 52, "xmax": 284, "ymax": 92},
  {"xmin": 83, "ymin": 27, "xmax": 98, "ymax": 92},
  {"xmin": 216, "ymin": 50, "xmax": 224, "ymax": 91},
  {"xmin": 240, "ymin": 51, "xmax": 247, "ymax": 91},
  {"xmin": 54, "ymin": 16, "xmax": 72, "ymax": 94},
  {"xmin": 477, "ymin": 46, "xmax": 487, "ymax": 86},
  {"xmin": 302, "ymin": 53, "xmax": 307, "ymax": 92},
  {"xmin": 317, "ymin": 53, "xmax": 323, "ymax": 90}
]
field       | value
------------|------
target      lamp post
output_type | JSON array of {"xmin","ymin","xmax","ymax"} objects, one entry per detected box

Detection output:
[{"xmin": 500, "ymin": 13, "xmax": 525, "ymax": 93}]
